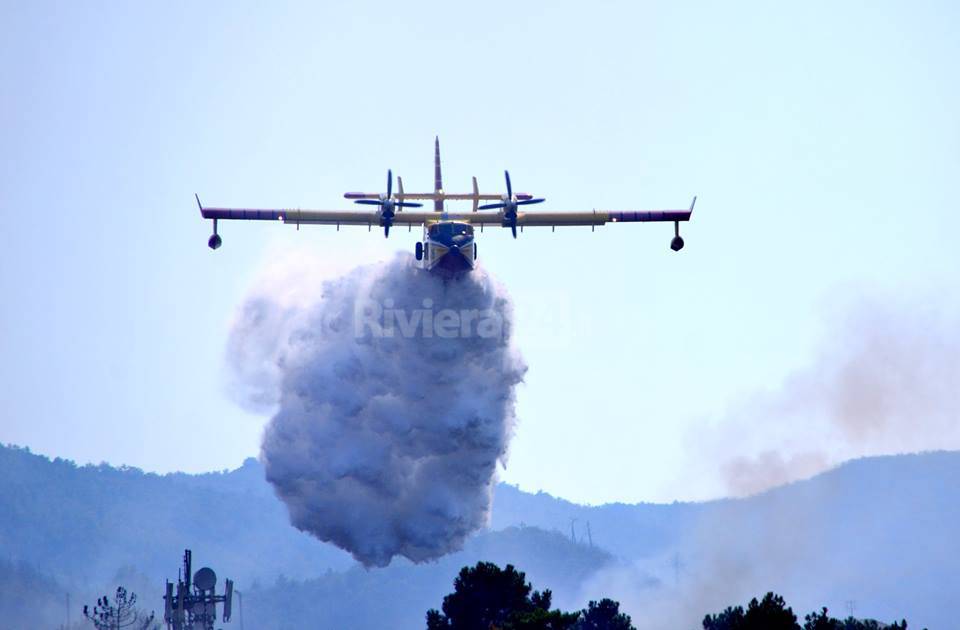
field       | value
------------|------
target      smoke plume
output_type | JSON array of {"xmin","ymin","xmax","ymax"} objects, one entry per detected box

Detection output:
[
  {"xmin": 701, "ymin": 295, "xmax": 960, "ymax": 497},
  {"xmin": 227, "ymin": 252, "xmax": 526, "ymax": 567}
]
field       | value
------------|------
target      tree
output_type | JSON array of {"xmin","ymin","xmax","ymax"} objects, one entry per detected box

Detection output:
[
  {"xmin": 83, "ymin": 587, "xmax": 156, "ymax": 630},
  {"xmin": 703, "ymin": 605, "xmax": 746, "ymax": 630},
  {"xmin": 508, "ymin": 604, "xmax": 581, "ymax": 630},
  {"xmin": 705, "ymin": 595, "xmax": 922, "ymax": 630},
  {"xmin": 574, "ymin": 598, "xmax": 635, "ymax": 630},
  {"xmin": 803, "ymin": 608, "xmax": 913, "ymax": 630},
  {"xmin": 803, "ymin": 608, "xmax": 840, "ymax": 630},
  {"xmin": 426, "ymin": 562, "xmax": 578, "ymax": 630},
  {"xmin": 744, "ymin": 593, "xmax": 799, "ymax": 629},
  {"xmin": 703, "ymin": 592, "xmax": 798, "ymax": 630}
]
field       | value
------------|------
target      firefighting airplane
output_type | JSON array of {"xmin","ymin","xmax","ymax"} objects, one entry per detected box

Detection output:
[{"xmin": 197, "ymin": 138, "xmax": 695, "ymax": 274}]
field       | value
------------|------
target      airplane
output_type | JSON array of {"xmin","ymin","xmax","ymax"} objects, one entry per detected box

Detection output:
[{"xmin": 197, "ymin": 138, "xmax": 696, "ymax": 275}]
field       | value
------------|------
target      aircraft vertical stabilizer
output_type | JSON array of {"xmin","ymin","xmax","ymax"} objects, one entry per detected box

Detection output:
[{"xmin": 434, "ymin": 136, "xmax": 443, "ymax": 212}]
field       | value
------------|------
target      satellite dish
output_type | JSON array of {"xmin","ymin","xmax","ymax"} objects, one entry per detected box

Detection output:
[{"xmin": 193, "ymin": 567, "xmax": 217, "ymax": 591}]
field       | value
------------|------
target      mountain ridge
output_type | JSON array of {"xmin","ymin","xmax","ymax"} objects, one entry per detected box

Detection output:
[{"xmin": 1, "ymin": 444, "xmax": 956, "ymax": 628}]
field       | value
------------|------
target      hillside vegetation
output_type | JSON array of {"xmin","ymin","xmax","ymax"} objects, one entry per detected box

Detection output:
[{"xmin": 1, "ymin": 444, "xmax": 956, "ymax": 628}]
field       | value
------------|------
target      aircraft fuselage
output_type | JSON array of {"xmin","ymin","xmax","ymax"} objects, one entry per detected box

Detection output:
[{"xmin": 418, "ymin": 220, "xmax": 476, "ymax": 275}]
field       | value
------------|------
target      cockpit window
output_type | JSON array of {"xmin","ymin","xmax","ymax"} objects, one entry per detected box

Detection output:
[{"xmin": 428, "ymin": 223, "xmax": 474, "ymax": 238}]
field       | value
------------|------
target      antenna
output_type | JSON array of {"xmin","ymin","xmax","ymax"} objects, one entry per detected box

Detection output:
[
  {"xmin": 223, "ymin": 579, "xmax": 234, "ymax": 622},
  {"xmin": 165, "ymin": 549, "xmax": 235, "ymax": 630},
  {"xmin": 193, "ymin": 567, "xmax": 216, "ymax": 592},
  {"xmin": 183, "ymin": 550, "xmax": 192, "ymax": 592},
  {"xmin": 845, "ymin": 600, "xmax": 857, "ymax": 618},
  {"xmin": 165, "ymin": 582, "xmax": 174, "ymax": 619}
]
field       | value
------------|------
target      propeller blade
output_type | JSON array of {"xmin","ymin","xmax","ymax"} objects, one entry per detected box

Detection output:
[
  {"xmin": 511, "ymin": 224, "xmax": 517, "ymax": 238},
  {"xmin": 478, "ymin": 202, "xmax": 506, "ymax": 210},
  {"xmin": 384, "ymin": 224, "xmax": 391, "ymax": 238},
  {"xmin": 504, "ymin": 170, "xmax": 512, "ymax": 199},
  {"xmin": 516, "ymin": 198, "xmax": 545, "ymax": 205},
  {"xmin": 397, "ymin": 201, "xmax": 424, "ymax": 208},
  {"xmin": 387, "ymin": 169, "xmax": 393, "ymax": 199},
  {"xmin": 354, "ymin": 199, "xmax": 383, "ymax": 206}
]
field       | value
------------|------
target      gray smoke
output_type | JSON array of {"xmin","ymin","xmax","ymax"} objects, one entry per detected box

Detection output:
[
  {"xmin": 700, "ymin": 295, "xmax": 960, "ymax": 497},
  {"xmin": 227, "ymin": 252, "xmax": 526, "ymax": 567},
  {"xmin": 576, "ymin": 295, "xmax": 960, "ymax": 629}
]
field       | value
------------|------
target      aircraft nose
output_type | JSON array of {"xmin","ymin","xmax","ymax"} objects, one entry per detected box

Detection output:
[{"xmin": 435, "ymin": 242, "xmax": 472, "ymax": 273}]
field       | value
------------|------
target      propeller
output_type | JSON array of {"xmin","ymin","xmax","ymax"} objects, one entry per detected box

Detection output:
[
  {"xmin": 477, "ymin": 171, "xmax": 544, "ymax": 238},
  {"xmin": 353, "ymin": 170, "xmax": 423, "ymax": 237}
]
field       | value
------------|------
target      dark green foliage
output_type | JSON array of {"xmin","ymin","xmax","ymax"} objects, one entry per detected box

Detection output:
[
  {"xmin": 746, "ymin": 593, "xmax": 799, "ymax": 629},
  {"xmin": 803, "ymin": 607, "xmax": 913, "ymax": 630},
  {"xmin": 507, "ymin": 605, "xmax": 581, "ymax": 629},
  {"xmin": 803, "ymin": 608, "xmax": 840, "ymax": 630},
  {"xmin": 426, "ymin": 561, "xmax": 578, "ymax": 630},
  {"xmin": 440, "ymin": 562, "xmax": 536, "ymax": 628},
  {"xmin": 704, "ymin": 595, "xmax": 922, "ymax": 630},
  {"xmin": 703, "ymin": 605, "xmax": 746, "ymax": 630},
  {"xmin": 702, "ymin": 593, "xmax": 798, "ymax": 630},
  {"xmin": 574, "ymin": 598, "xmax": 635, "ymax": 630},
  {"xmin": 427, "ymin": 608, "xmax": 447, "ymax": 630},
  {"xmin": 426, "ymin": 563, "xmax": 636, "ymax": 630}
]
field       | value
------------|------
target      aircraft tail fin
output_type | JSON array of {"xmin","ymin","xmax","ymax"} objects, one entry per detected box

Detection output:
[{"xmin": 434, "ymin": 136, "xmax": 443, "ymax": 212}]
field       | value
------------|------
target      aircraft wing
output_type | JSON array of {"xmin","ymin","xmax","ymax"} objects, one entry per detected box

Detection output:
[
  {"xmin": 198, "ymin": 195, "xmax": 695, "ymax": 227},
  {"xmin": 199, "ymin": 205, "xmax": 377, "ymax": 226},
  {"xmin": 456, "ymin": 198, "xmax": 696, "ymax": 248},
  {"xmin": 197, "ymin": 197, "xmax": 438, "ymax": 227},
  {"xmin": 506, "ymin": 203, "xmax": 695, "ymax": 227},
  {"xmin": 291, "ymin": 210, "xmax": 440, "ymax": 226}
]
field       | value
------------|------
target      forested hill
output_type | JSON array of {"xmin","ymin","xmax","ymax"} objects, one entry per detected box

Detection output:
[
  {"xmin": 493, "ymin": 449, "xmax": 960, "ymax": 563},
  {"xmin": 2, "ymin": 444, "xmax": 958, "ymax": 629},
  {"xmin": 0, "ymin": 444, "xmax": 617, "ymax": 629},
  {"xmin": 494, "ymin": 450, "xmax": 960, "ymax": 630},
  {"xmin": 0, "ymin": 445, "xmax": 352, "ymax": 587}
]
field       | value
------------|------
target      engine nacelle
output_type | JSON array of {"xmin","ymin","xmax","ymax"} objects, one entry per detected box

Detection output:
[
  {"xmin": 208, "ymin": 234, "xmax": 223, "ymax": 250},
  {"xmin": 670, "ymin": 235, "xmax": 684, "ymax": 252}
]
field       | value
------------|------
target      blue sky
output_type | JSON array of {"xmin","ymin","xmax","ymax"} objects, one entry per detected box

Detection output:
[{"xmin": 1, "ymin": 0, "xmax": 958, "ymax": 503}]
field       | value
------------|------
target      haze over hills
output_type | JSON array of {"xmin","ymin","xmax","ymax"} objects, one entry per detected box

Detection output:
[
  {"xmin": 0, "ymin": 443, "xmax": 955, "ymax": 629},
  {"xmin": 496, "ymin": 452, "xmax": 960, "ymax": 630}
]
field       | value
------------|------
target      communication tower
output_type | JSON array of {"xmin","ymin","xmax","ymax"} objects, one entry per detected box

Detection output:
[{"xmin": 163, "ymin": 549, "xmax": 234, "ymax": 630}]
